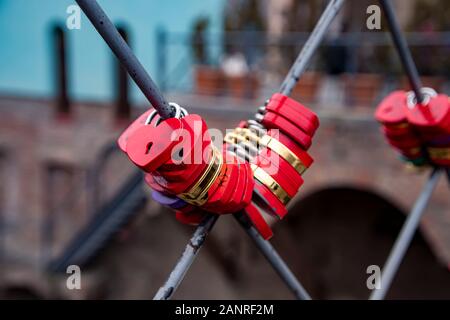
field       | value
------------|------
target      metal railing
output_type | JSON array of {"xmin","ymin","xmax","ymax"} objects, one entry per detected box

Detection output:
[{"xmin": 156, "ymin": 29, "xmax": 450, "ymax": 95}]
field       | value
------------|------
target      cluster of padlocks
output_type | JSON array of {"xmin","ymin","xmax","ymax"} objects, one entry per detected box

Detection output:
[
  {"xmin": 375, "ymin": 88, "xmax": 450, "ymax": 167},
  {"xmin": 118, "ymin": 94, "xmax": 318, "ymax": 239}
]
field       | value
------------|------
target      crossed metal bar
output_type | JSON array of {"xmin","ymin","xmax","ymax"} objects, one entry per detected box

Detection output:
[
  {"xmin": 369, "ymin": 0, "xmax": 447, "ymax": 300},
  {"xmin": 370, "ymin": 168, "xmax": 443, "ymax": 300},
  {"xmin": 76, "ymin": 0, "xmax": 446, "ymax": 301},
  {"xmin": 379, "ymin": 0, "xmax": 424, "ymax": 103},
  {"xmin": 76, "ymin": 0, "xmax": 344, "ymax": 300},
  {"xmin": 153, "ymin": 0, "xmax": 344, "ymax": 300}
]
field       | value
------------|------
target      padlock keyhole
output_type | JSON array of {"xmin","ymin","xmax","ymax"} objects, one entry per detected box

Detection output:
[{"xmin": 145, "ymin": 142, "xmax": 153, "ymax": 155}]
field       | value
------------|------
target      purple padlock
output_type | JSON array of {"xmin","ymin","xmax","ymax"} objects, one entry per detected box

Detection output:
[
  {"xmin": 428, "ymin": 134, "xmax": 450, "ymax": 146},
  {"xmin": 151, "ymin": 190, "xmax": 187, "ymax": 209}
]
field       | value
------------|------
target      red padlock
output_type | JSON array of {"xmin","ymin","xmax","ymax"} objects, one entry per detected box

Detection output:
[
  {"xmin": 242, "ymin": 161, "xmax": 255, "ymax": 204},
  {"xmin": 265, "ymin": 94, "xmax": 319, "ymax": 136},
  {"xmin": 254, "ymin": 151, "xmax": 303, "ymax": 198},
  {"xmin": 144, "ymin": 173, "xmax": 166, "ymax": 193},
  {"xmin": 118, "ymin": 108, "xmax": 156, "ymax": 152},
  {"xmin": 375, "ymin": 90, "xmax": 429, "ymax": 165},
  {"xmin": 140, "ymin": 114, "xmax": 214, "ymax": 194},
  {"xmin": 427, "ymin": 146, "xmax": 450, "ymax": 166},
  {"xmin": 252, "ymin": 173, "xmax": 288, "ymax": 218},
  {"xmin": 175, "ymin": 210, "xmax": 206, "ymax": 225},
  {"xmin": 154, "ymin": 154, "xmax": 210, "ymax": 183},
  {"xmin": 375, "ymin": 91, "xmax": 409, "ymax": 126},
  {"xmin": 201, "ymin": 153, "xmax": 239, "ymax": 213},
  {"xmin": 385, "ymin": 136, "xmax": 422, "ymax": 149},
  {"xmin": 407, "ymin": 93, "xmax": 450, "ymax": 135},
  {"xmin": 266, "ymin": 129, "xmax": 314, "ymax": 170},
  {"xmin": 382, "ymin": 125, "xmax": 416, "ymax": 139},
  {"xmin": 244, "ymin": 202, "xmax": 274, "ymax": 240},
  {"xmin": 219, "ymin": 160, "xmax": 249, "ymax": 213},
  {"xmin": 268, "ymin": 93, "xmax": 319, "ymax": 130},
  {"xmin": 262, "ymin": 111, "xmax": 312, "ymax": 150},
  {"xmin": 126, "ymin": 118, "xmax": 184, "ymax": 172}
]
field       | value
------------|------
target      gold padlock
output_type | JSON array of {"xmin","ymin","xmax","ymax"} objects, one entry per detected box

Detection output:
[{"xmin": 178, "ymin": 147, "xmax": 223, "ymax": 206}]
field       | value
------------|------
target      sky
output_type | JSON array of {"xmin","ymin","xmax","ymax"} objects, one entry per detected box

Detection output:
[{"xmin": 0, "ymin": 0, "xmax": 224, "ymax": 103}]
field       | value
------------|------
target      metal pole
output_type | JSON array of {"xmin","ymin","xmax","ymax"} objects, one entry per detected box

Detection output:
[
  {"xmin": 75, "ymin": 0, "xmax": 173, "ymax": 118},
  {"xmin": 280, "ymin": 0, "xmax": 345, "ymax": 96},
  {"xmin": 153, "ymin": 215, "xmax": 218, "ymax": 300},
  {"xmin": 379, "ymin": 0, "xmax": 424, "ymax": 103},
  {"xmin": 234, "ymin": 212, "xmax": 311, "ymax": 300},
  {"xmin": 370, "ymin": 168, "xmax": 442, "ymax": 300}
]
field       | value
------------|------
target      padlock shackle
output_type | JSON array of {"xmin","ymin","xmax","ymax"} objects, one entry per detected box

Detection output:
[{"xmin": 75, "ymin": 0, "xmax": 173, "ymax": 119}]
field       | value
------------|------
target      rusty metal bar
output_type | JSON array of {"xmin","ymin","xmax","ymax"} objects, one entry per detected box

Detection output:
[{"xmin": 370, "ymin": 168, "xmax": 442, "ymax": 300}]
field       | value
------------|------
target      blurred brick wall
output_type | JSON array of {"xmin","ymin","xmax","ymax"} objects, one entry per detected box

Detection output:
[{"xmin": 0, "ymin": 95, "xmax": 449, "ymax": 299}]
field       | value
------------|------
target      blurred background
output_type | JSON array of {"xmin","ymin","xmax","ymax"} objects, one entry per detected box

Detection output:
[{"xmin": 0, "ymin": 0, "xmax": 450, "ymax": 299}]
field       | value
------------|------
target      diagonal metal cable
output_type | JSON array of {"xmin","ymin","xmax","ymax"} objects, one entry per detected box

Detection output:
[
  {"xmin": 370, "ymin": 0, "xmax": 445, "ymax": 300},
  {"xmin": 75, "ymin": 0, "xmax": 172, "ymax": 118},
  {"xmin": 76, "ymin": 0, "xmax": 342, "ymax": 301},
  {"xmin": 280, "ymin": 0, "xmax": 344, "ymax": 95},
  {"xmin": 153, "ymin": 215, "xmax": 218, "ymax": 300},
  {"xmin": 370, "ymin": 168, "xmax": 442, "ymax": 300},
  {"xmin": 379, "ymin": 0, "xmax": 424, "ymax": 103}
]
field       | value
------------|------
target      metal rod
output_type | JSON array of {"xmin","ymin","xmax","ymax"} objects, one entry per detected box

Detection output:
[
  {"xmin": 379, "ymin": 0, "xmax": 424, "ymax": 103},
  {"xmin": 153, "ymin": 215, "xmax": 218, "ymax": 300},
  {"xmin": 370, "ymin": 168, "xmax": 442, "ymax": 300},
  {"xmin": 280, "ymin": 0, "xmax": 345, "ymax": 95},
  {"xmin": 234, "ymin": 212, "xmax": 311, "ymax": 300},
  {"xmin": 75, "ymin": 0, "xmax": 173, "ymax": 118}
]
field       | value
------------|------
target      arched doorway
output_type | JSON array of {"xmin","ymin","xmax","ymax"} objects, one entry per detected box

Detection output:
[{"xmin": 272, "ymin": 186, "xmax": 450, "ymax": 299}]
